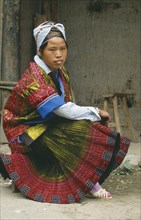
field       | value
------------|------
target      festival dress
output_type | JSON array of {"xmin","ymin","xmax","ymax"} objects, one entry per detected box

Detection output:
[{"xmin": 1, "ymin": 62, "xmax": 130, "ymax": 204}]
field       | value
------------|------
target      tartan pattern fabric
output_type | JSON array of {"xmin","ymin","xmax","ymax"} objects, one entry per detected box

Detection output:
[
  {"xmin": 102, "ymin": 150, "xmax": 112, "ymax": 161},
  {"xmin": 9, "ymin": 139, "xmax": 29, "ymax": 154},
  {"xmin": 20, "ymin": 184, "xmax": 30, "ymax": 195},
  {"xmin": 10, "ymin": 172, "xmax": 20, "ymax": 182},
  {"xmin": 1, "ymin": 121, "xmax": 130, "ymax": 204},
  {"xmin": 67, "ymin": 194, "xmax": 75, "ymax": 203},
  {"xmin": 34, "ymin": 194, "xmax": 45, "ymax": 202},
  {"xmin": 2, "ymin": 155, "xmax": 11, "ymax": 165},
  {"xmin": 85, "ymin": 180, "xmax": 95, "ymax": 189}
]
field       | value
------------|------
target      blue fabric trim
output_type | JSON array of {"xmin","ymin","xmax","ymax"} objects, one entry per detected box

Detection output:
[
  {"xmin": 18, "ymin": 136, "xmax": 23, "ymax": 143},
  {"xmin": 58, "ymin": 75, "xmax": 65, "ymax": 100},
  {"xmin": 37, "ymin": 94, "xmax": 65, "ymax": 119},
  {"xmin": 22, "ymin": 116, "xmax": 52, "ymax": 125}
]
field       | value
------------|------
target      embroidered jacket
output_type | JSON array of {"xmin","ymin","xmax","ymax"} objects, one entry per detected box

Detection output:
[{"xmin": 3, "ymin": 62, "xmax": 73, "ymax": 152}]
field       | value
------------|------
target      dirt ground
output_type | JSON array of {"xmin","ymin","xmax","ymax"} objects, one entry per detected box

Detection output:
[{"xmin": 0, "ymin": 141, "xmax": 141, "ymax": 220}]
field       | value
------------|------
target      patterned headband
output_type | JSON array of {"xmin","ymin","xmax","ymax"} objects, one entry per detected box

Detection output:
[{"xmin": 33, "ymin": 21, "xmax": 66, "ymax": 51}]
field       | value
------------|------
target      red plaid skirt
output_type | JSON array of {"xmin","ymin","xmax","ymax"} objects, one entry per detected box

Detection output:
[{"xmin": 1, "ymin": 120, "xmax": 130, "ymax": 204}]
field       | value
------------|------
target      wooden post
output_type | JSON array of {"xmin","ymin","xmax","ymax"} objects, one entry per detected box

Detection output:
[
  {"xmin": 103, "ymin": 98, "xmax": 109, "ymax": 111},
  {"xmin": 102, "ymin": 94, "xmax": 113, "ymax": 112},
  {"xmin": 112, "ymin": 96, "xmax": 121, "ymax": 133},
  {"xmin": 0, "ymin": 0, "xmax": 3, "ymax": 111},
  {"xmin": 0, "ymin": 0, "xmax": 3, "ymax": 77},
  {"xmin": 1, "ymin": 0, "xmax": 20, "ymax": 82},
  {"xmin": 122, "ymin": 96, "xmax": 137, "ymax": 142}
]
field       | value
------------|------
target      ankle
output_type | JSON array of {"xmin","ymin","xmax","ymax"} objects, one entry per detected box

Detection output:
[{"xmin": 90, "ymin": 182, "xmax": 102, "ymax": 193}]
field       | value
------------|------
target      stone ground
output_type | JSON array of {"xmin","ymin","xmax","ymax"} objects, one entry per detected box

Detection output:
[{"xmin": 0, "ymin": 139, "xmax": 141, "ymax": 220}]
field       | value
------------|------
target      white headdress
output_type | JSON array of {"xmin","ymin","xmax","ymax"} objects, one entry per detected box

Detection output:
[{"xmin": 33, "ymin": 21, "xmax": 66, "ymax": 51}]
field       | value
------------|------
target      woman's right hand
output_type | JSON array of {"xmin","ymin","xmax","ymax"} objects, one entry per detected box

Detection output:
[{"xmin": 98, "ymin": 109, "xmax": 111, "ymax": 126}]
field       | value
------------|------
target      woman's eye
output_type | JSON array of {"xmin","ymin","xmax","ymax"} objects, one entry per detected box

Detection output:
[
  {"xmin": 49, "ymin": 48, "xmax": 55, "ymax": 52},
  {"xmin": 61, "ymin": 47, "xmax": 66, "ymax": 51}
]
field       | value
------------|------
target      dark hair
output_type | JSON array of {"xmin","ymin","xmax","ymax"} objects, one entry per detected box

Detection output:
[
  {"xmin": 39, "ymin": 27, "xmax": 68, "ymax": 52},
  {"xmin": 39, "ymin": 36, "xmax": 48, "ymax": 51},
  {"xmin": 39, "ymin": 36, "xmax": 68, "ymax": 53}
]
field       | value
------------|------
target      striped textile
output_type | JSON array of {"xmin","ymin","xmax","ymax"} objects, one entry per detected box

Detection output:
[{"xmin": 1, "ymin": 119, "xmax": 130, "ymax": 204}]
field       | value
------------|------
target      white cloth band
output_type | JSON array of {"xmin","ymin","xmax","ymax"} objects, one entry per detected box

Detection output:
[{"xmin": 33, "ymin": 21, "xmax": 66, "ymax": 51}]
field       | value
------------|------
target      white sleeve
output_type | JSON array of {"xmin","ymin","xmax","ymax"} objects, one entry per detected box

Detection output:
[{"xmin": 53, "ymin": 102, "xmax": 101, "ymax": 122}]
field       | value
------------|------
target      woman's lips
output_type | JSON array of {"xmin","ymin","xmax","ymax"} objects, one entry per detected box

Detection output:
[{"xmin": 55, "ymin": 60, "xmax": 63, "ymax": 65}]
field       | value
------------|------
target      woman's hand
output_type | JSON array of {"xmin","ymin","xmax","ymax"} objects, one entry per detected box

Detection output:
[{"xmin": 98, "ymin": 109, "xmax": 111, "ymax": 126}]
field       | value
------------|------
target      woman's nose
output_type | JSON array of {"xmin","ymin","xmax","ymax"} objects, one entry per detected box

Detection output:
[{"xmin": 55, "ymin": 50, "xmax": 61, "ymax": 57}]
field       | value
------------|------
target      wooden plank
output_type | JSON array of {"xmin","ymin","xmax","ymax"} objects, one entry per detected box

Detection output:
[
  {"xmin": 102, "ymin": 94, "xmax": 114, "ymax": 98},
  {"xmin": 113, "ymin": 92, "xmax": 128, "ymax": 97},
  {"xmin": 122, "ymin": 96, "xmax": 137, "ymax": 142},
  {"xmin": 0, "ymin": 81, "xmax": 17, "ymax": 86},
  {"xmin": 0, "ymin": 86, "xmax": 14, "ymax": 91}
]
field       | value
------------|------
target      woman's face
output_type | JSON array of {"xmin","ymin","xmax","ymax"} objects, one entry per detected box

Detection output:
[{"xmin": 40, "ymin": 37, "xmax": 67, "ymax": 72}]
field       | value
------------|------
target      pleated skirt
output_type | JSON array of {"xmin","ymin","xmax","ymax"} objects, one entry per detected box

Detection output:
[{"xmin": 1, "ymin": 118, "xmax": 130, "ymax": 204}]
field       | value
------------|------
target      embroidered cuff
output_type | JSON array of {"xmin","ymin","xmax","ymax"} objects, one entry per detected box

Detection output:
[{"xmin": 37, "ymin": 94, "xmax": 65, "ymax": 119}]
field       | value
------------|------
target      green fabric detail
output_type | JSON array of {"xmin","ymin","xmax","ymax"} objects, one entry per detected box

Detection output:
[{"xmin": 28, "ymin": 119, "xmax": 91, "ymax": 180}]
